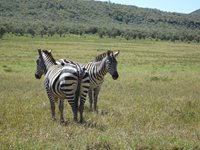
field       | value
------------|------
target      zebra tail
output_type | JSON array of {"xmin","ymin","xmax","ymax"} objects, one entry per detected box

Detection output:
[{"xmin": 74, "ymin": 64, "xmax": 83, "ymax": 112}]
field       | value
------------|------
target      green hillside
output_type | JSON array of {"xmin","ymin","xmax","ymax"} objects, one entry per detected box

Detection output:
[
  {"xmin": 190, "ymin": 9, "xmax": 200, "ymax": 16},
  {"xmin": 0, "ymin": 0, "xmax": 200, "ymax": 42}
]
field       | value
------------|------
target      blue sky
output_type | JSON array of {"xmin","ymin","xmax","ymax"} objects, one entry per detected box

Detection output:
[{"xmin": 97, "ymin": 0, "xmax": 200, "ymax": 14}]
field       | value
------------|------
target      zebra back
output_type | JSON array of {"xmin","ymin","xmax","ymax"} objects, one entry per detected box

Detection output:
[{"xmin": 56, "ymin": 58, "xmax": 90, "ymax": 98}]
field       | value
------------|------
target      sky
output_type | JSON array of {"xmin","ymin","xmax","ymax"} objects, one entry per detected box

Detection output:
[{"xmin": 97, "ymin": 0, "xmax": 200, "ymax": 14}]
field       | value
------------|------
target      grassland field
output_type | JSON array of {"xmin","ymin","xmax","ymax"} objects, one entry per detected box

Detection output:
[{"xmin": 0, "ymin": 34, "xmax": 200, "ymax": 149}]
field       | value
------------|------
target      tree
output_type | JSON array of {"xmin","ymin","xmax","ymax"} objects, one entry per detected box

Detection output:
[
  {"xmin": 27, "ymin": 28, "xmax": 35, "ymax": 37},
  {"xmin": 0, "ymin": 27, "xmax": 6, "ymax": 39}
]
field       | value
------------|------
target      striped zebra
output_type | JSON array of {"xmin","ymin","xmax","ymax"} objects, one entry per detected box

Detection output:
[
  {"xmin": 35, "ymin": 49, "xmax": 90, "ymax": 123},
  {"xmin": 57, "ymin": 50, "xmax": 120, "ymax": 111}
]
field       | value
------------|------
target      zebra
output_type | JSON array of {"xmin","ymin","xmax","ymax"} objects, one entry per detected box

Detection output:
[
  {"xmin": 57, "ymin": 50, "xmax": 120, "ymax": 112},
  {"xmin": 35, "ymin": 49, "xmax": 90, "ymax": 123}
]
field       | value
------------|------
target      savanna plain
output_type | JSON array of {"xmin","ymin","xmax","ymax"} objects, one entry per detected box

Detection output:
[{"xmin": 0, "ymin": 35, "xmax": 200, "ymax": 150}]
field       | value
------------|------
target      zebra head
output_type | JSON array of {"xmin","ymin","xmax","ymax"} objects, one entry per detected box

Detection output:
[
  {"xmin": 105, "ymin": 50, "xmax": 120, "ymax": 80},
  {"xmin": 35, "ymin": 49, "xmax": 54, "ymax": 79}
]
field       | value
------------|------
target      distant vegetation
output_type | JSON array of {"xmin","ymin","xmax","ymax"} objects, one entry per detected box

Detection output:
[{"xmin": 0, "ymin": 0, "xmax": 200, "ymax": 42}]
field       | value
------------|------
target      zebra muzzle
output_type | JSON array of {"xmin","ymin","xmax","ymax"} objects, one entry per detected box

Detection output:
[
  {"xmin": 35, "ymin": 73, "xmax": 41, "ymax": 79},
  {"xmin": 112, "ymin": 71, "xmax": 119, "ymax": 80}
]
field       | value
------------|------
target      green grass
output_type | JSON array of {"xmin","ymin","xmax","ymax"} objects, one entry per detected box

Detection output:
[{"xmin": 1, "ymin": 34, "xmax": 200, "ymax": 149}]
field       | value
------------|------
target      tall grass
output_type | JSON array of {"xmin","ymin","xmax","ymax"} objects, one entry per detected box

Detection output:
[{"xmin": 0, "ymin": 34, "xmax": 200, "ymax": 149}]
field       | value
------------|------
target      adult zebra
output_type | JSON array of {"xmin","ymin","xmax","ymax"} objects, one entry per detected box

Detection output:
[
  {"xmin": 57, "ymin": 50, "xmax": 120, "ymax": 111},
  {"xmin": 35, "ymin": 49, "xmax": 90, "ymax": 123}
]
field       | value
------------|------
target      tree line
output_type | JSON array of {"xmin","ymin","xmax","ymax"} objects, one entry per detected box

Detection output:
[{"xmin": 1, "ymin": 22, "xmax": 200, "ymax": 42}]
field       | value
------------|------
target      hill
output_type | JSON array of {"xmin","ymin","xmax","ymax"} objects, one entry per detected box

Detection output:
[
  {"xmin": 0, "ymin": 0, "xmax": 200, "ymax": 42},
  {"xmin": 190, "ymin": 9, "xmax": 200, "ymax": 16}
]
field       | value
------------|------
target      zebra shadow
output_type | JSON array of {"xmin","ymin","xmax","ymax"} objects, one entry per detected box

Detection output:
[{"xmin": 58, "ymin": 115, "xmax": 106, "ymax": 131}]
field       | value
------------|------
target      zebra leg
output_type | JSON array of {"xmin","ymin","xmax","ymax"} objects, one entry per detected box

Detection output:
[
  {"xmin": 88, "ymin": 89, "xmax": 93, "ymax": 111},
  {"xmin": 44, "ymin": 81, "xmax": 56, "ymax": 121},
  {"xmin": 94, "ymin": 86, "xmax": 101, "ymax": 112},
  {"xmin": 46, "ymin": 90, "xmax": 56, "ymax": 121},
  {"xmin": 68, "ymin": 99, "xmax": 78, "ymax": 122},
  {"xmin": 59, "ymin": 99, "xmax": 64, "ymax": 123},
  {"xmin": 79, "ymin": 97, "xmax": 86, "ymax": 123},
  {"xmin": 74, "ymin": 98, "xmax": 78, "ymax": 122}
]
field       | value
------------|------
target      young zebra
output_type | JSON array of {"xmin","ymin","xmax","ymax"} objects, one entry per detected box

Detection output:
[
  {"xmin": 35, "ymin": 49, "xmax": 90, "ymax": 123},
  {"xmin": 57, "ymin": 50, "xmax": 120, "ymax": 111}
]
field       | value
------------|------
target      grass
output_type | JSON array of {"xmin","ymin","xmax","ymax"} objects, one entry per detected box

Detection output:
[{"xmin": 0, "ymin": 34, "xmax": 200, "ymax": 149}]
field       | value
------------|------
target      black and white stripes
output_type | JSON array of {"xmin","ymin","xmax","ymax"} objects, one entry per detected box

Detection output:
[
  {"xmin": 57, "ymin": 50, "xmax": 120, "ymax": 111},
  {"xmin": 35, "ymin": 49, "xmax": 90, "ymax": 123}
]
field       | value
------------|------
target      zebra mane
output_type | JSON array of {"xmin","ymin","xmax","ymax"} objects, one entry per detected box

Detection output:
[
  {"xmin": 42, "ymin": 49, "xmax": 56, "ymax": 65},
  {"xmin": 95, "ymin": 50, "xmax": 113, "ymax": 62}
]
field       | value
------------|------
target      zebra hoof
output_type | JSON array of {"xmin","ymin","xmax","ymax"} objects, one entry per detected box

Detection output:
[
  {"xmin": 80, "ymin": 119, "xmax": 85, "ymax": 124},
  {"xmin": 60, "ymin": 119, "xmax": 65, "ymax": 124},
  {"xmin": 74, "ymin": 118, "xmax": 78, "ymax": 123},
  {"xmin": 52, "ymin": 117, "xmax": 56, "ymax": 121}
]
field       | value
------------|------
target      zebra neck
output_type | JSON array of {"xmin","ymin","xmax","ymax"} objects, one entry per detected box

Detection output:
[
  {"xmin": 96, "ymin": 60, "xmax": 107, "ymax": 77},
  {"xmin": 42, "ymin": 55, "xmax": 55, "ymax": 73}
]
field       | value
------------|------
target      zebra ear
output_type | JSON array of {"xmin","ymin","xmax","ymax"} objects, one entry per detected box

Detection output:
[
  {"xmin": 114, "ymin": 50, "xmax": 120, "ymax": 57},
  {"xmin": 37, "ymin": 49, "xmax": 42, "ymax": 55},
  {"xmin": 48, "ymin": 49, "xmax": 52, "ymax": 53},
  {"xmin": 107, "ymin": 50, "xmax": 111, "ymax": 57}
]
